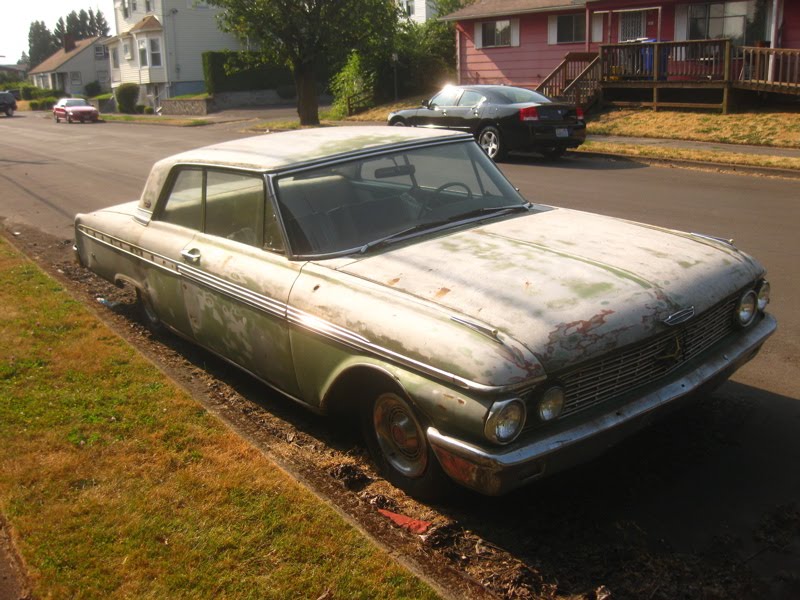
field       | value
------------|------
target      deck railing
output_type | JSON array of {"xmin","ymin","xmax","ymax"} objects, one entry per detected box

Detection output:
[
  {"xmin": 537, "ymin": 52, "xmax": 598, "ymax": 98},
  {"xmin": 601, "ymin": 39, "xmax": 731, "ymax": 83},
  {"xmin": 560, "ymin": 56, "xmax": 602, "ymax": 107},
  {"xmin": 737, "ymin": 46, "xmax": 800, "ymax": 90}
]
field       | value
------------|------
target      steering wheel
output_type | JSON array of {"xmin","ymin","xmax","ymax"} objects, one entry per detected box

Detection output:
[{"xmin": 433, "ymin": 181, "xmax": 473, "ymax": 199}]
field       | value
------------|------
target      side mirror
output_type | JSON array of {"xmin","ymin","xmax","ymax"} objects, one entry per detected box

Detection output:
[{"xmin": 421, "ymin": 99, "xmax": 430, "ymax": 108}]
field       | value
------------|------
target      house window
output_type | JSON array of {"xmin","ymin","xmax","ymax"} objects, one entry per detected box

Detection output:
[
  {"xmin": 94, "ymin": 46, "xmax": 107, "ymax": 59},
  {"xmin": 481, "ymin": 20, "xmax": 511, "ymax": 47},
  {"xmin": 619, "ymin": 11, "xmax": 646, "ymax": 42},
  {"xmin": 122, "ymin": 0, "xmax": 129, "ymax": 18},
  {"xmin": 111, "ymin": 47, "xmax": 120, "ymax": 68},
  {"xmin": 123, "ymin": 42, "xmax": 132, "ymax": 60},
  {"xmin": 97, "ymin": 70, "xmax": 109, "ymax": 83},
  {"xmin": 146, "ymin": 0, "xmax": 152, "ymax": 11},
  {"xmin": 400, "ymin": 0, "xmax": 414, "ymax": 16},
  {"xmin": 555, "ymin": 14, "xmax": 586, "ymax": 43},
  {"xmin": 131, "ymin": 0, "xmax": 137, "ymax": 11},
  {"xmin": 687, "ymin": 1, "xmax": 769, "ymax": 46},
  {"xmin": 70, "ymin": 71, "xmax": 82, "ymax": 85},
  {"xmin": 138, "ymin": 39, "xmax": 148, "ymax": 66},
  {"xmin": 149, "ymin": 38, "xmax": 162, "ymax": 67}
]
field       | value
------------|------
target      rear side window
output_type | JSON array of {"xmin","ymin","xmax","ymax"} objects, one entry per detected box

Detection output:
[{"xmin": 160, "ymin": 168, "xmax": 203, "ymax": 230}]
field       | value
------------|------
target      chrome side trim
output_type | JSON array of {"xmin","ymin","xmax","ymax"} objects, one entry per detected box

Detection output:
[
  {"xmin": 691, "ymin": 232, "xmax": 736, "ymax": 248},
  {"xmin": 451, "ymin": 315, "xmax": 504, "ymax": 344},
  {"xmin": 77, "ymin": 224, "xmax": 544, "ymax": 394}
]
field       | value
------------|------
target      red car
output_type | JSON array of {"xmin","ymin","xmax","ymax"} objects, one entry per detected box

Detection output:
[{"xmin": 53, "ymin": 98, "xmax": 100, "ymax": 123}]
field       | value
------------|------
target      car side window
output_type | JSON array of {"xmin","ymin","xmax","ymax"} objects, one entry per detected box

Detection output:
[
  {"xmin": 205, "ymin": 170, "xmax": 267, "ymax": 248},
  {"xmin": 458, "ymin": 91, "xmax": 485, "ymax": 107},
  {"xmin": 160, "ymin": 168, "xmax": 203, "ymax": 230},
  {"xmin": 429, "ymin": 87, "xmax": 461, "ymax": 107}
]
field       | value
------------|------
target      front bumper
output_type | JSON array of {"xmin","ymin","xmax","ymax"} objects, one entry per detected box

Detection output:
[{"xmin": 428, "ymin": 314, "xmax": 777, "ymax": 496}]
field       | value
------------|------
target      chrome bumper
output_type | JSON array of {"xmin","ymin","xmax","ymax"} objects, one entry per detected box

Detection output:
[{"xmin": 428, "ymin": 314, "xmax": 777, "ymax": 496}]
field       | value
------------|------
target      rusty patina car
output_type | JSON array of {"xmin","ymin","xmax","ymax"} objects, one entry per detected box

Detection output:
[{"xmin": 74, "ymin": 127, "xmax": 776, "ymax": 499}]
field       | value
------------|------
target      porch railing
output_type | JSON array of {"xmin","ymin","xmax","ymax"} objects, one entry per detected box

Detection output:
[
  {"xmin": 737, "ymin": 46, "xmax": 800, "ymax": 90},
  {"xmin": 560, "ymin": 56, "xmax": 602, "ymax": 108},
  {"xmin": 601, "ymin": 39, "xmax": 731, "ymax": 83},
  {"xmin": 537, "ymin": 52, "xmax": 598, "ymax": 98}
]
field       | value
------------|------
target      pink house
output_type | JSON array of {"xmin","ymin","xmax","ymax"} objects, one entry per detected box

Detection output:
[{"xmin": 442, "ymin": 0, "xmax": 800, "ymax": 111}]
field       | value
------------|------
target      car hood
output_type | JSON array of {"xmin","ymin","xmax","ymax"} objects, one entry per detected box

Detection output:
[{"xmin": 335, "ymin": 208, "xmax": 764, "ymax": 372}]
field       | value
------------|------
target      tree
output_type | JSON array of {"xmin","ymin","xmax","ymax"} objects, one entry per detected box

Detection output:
[
  {"xmin": 94, "ymin": 11, "xmax": 110, "ymax": 36},
  {"xmin": 53, "ymin": 17, "xmax": 66, "ymax": 46},
  {"xmin": 28, "ymin": 21, "xmax": 58, "ymax": 68},
  {"xmin": 78, "ymin": 10, "xmax": 91, "ymax": 38},
  {"xmin": 18, "ymin": 52, "xmax": 30, "ymax": 66},
  {"xmin": 66, "ymin": 12, "xmax": 81, "ymax": 39},
  {"xmin": 209, "ymin": 0, "xmax": 399, "ymax": 125}
]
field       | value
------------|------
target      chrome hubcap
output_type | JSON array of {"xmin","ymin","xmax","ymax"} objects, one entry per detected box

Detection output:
[
  {"xmin": 373, "ymin": 393, "xmax": 427, "ymax": 478},
  {"xmin": 480, "ymin": 131, "xmax": 499, "ymax": 157}
]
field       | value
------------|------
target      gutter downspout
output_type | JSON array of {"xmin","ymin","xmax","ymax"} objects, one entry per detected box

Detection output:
[{"xmin": 768, "ymin": 0, "xmax": 782, "ymax": 83}]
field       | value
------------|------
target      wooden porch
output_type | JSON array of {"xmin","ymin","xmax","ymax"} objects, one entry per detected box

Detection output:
[{"xmin": 538, "ymin": 42, "xmax": 800, "ymax": 113}]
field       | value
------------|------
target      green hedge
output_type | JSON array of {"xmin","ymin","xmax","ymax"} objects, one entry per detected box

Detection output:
[
  {"xmin": 21, "ymin": 85, "xmax": 65, "ymax": 100},
  {"xmin": 29, "ymin": 97, "xmax": 57, "ymax": 110},
  {"xmin": 203, "ymin": 51, "xmax": 294, "ymax": 94}
]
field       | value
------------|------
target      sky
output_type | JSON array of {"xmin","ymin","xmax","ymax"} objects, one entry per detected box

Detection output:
[{"xmin": 0, "ymin": 0, "xmax": 115, "ymax": 65}]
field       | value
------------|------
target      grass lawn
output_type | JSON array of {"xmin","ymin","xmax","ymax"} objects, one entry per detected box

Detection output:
[{"xmin": 0, "ymin": 236, "xmax": 438, "ymax": 600}]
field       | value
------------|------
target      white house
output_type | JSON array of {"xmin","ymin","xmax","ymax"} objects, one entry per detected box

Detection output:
[
  {"xmin": 104, "ymin": 0, "xmax": 243, "ymax": 107},
  {"xmin": 28, "ymin": 37, "xmax": 111, "ymax": 95},
  {"xmin": 398, "ymin": 0, "xmax": 438, "ymax": 23}
]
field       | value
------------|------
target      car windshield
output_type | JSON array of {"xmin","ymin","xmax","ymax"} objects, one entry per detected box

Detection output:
[
  {"xmin": 64, "ymin": 99, "xmax": 89, "ymax": 106},
  {"xmin": 490, "ymin": 87, "xmax": 552, "ymax": 105},
  {"xmin": 274, "ymin": 140, "xmax": 535, "ymax": 258}
]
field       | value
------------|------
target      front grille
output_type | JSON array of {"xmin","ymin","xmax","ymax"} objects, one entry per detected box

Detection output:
[{"xmin": 551, "ymin": 294, "xmax": 740, "ymax": 420}]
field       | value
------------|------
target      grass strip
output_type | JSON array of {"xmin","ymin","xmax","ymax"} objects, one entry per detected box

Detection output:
[
  {"xmin": 0, "ymin": 237, "xmax": 438, "ymax": 600},
  {"xmin": 578, "ymin": 140, "xmax": 800, "ymax": 172},
  {"xmin": 586, "ymin": 108, "xmax": 800, "ymax": 149}
]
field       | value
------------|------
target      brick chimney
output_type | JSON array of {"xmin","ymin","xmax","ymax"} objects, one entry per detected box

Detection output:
[{"xmin": 64, "ymin": 35, "xmax": 76, "ymax": 52}]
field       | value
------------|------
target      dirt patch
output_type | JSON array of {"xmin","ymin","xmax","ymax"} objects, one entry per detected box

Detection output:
[{"xmin": 2, "ymin": 221, "xmax": 798, "ymax": 600}]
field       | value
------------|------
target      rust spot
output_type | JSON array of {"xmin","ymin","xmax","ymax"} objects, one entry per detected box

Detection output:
[
  {"xmin": 435, "ymin": 287, "xmax": 451, "ymax": 299},
  {"xmin": 387, "ymin": 277, "xmax": 401, "ymax": 286},
  {"xmin": 313, "ymin": 284, "xmax": 320, "ymax": 291}
]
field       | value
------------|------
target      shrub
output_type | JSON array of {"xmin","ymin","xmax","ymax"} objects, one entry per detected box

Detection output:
[
  {"xmin": 330, "ymin": 51, "xmax": 376, "ymax": 118},
  {"xmin": 135, "ymin": 104, "xmax": 146, "ymax": 114},
  {"xmin": 29, "ymin": 97, "xmax": 57, "ymax": 111},
  {"xmin": 84, "ymin": 81, "xmax": 102, "ymax": 98},
  {"xmin": 144, "ymin": 106, "xmax": 154, "ymax": 114},
  {"xmin": 115, "ymin": 83, "xmax": 139, "ymax": 113}
]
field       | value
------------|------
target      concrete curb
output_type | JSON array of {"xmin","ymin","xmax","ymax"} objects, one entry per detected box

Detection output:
[{"xmin": 575, "ymin": 150, "xmax": 800, "ymax": 179}]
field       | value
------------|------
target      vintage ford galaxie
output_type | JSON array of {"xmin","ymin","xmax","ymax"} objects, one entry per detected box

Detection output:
[{"xmin": 74, "ymin": 127, "xmax": 776, "ymax": 498}]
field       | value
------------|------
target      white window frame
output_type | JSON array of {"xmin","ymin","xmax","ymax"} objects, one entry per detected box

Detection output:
[
  {"xmin": 97, "ymin": 70, "xmax": 109, "ymax": 83},
  {"xmin": 70, "ymin": 71, "xmax": 82, "ymax": 85},
  {"xmin": 149, "ymin": 38, "xmax": 162, "ymax": 67},
  {"xmin": 111, "ymin": 47, "xmax": 120, "ymax": 68},
  {"xmin": 548, "ymin": 14, "xmax": 587, "ymax": 45},
  {"xmin": 138, "ymin": 38, "xmax": 148, "ymax": 67},
  {"xmin": 474, "ymin": 19, "xmax": 520, "ymax": 49},
  {"xmin": 123, "ymin": 41, "xmax": 132, "ymax": 60},
  {"xmin": 619, "ymin": 10, "xmax": 646, "ymax": 42}
]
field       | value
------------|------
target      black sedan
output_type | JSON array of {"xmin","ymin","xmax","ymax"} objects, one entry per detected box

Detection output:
[{"xmin": 387, "ymin": 85, "xmax": 585, "ymax": 161}]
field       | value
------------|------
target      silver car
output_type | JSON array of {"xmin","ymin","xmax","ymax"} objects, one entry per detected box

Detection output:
[{"xmin": 74, "ymin": 127, "xmax": 776, "ymax": 499}]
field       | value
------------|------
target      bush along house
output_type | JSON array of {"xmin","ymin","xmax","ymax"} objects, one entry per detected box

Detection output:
[{"xmin": 441, "ymin": 0, "xmax": 799, "ymax": 112}]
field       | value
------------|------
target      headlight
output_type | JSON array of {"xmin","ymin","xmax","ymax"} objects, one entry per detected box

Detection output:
[
  {"xmin": 538, "ymin": 386, "xmax": 565, "ymax": 421},
  {"xmin": 484, "ymin": 398, "xmax": 526, "ymax": 444},
  {"xmin": 735, "ymin": 289, "xmax": 758, "ymax": 327},
  {"xmin": 757, "ymin": 280, "xmax": 770, "ymax": 312}
]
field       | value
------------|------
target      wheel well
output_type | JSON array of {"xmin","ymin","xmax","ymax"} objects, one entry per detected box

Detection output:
[{"xmin": 322, "ymin": 365, "xmax": 406, "ymax": 417}]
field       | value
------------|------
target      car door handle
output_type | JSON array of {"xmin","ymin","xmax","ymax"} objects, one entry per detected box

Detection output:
[{"xmin": 181, "ymin": 248, "xmax": 201, "ymax": 264}]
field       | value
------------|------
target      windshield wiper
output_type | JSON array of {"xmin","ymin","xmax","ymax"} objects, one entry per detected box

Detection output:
[{"xmin": 358, "ymin": 203, "xmax": 532, "ymax": 254}]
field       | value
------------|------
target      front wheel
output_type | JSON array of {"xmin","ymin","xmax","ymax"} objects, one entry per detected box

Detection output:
[
  {"xmin": 477, "ymin": 125, "xmax": 507, "ymax": 161},
  {"xmin": 390, "ymin": 118, "xmax": 407, "ymax": 127},
  {"xmin": 362, "ymin": 390, "xmax": 451, "ymax": 501},
  {"xmin": 136, "ymin": 288, "xmax": 162, "ymax": 332},
  {"xmin": 5, "ymin": 108, "xmax": 13, "ymax": 118},
  {"xmin": 54, "ymin": 113, "xmax": 59, "ymax": 123}
]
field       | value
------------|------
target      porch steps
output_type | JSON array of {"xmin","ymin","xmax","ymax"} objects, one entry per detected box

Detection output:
[{"xmin": 537, "ymin": 52, "xmax": 601, "ymax": 110}]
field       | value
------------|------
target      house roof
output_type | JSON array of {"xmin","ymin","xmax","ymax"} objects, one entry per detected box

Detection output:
[
  {"xmin": 29, "ymin": 36, "xmax": 102, "ymax": 74},
  {"xmin": 129, "ymin": 15, "xmax": 163, "ymax": 33},
  {"xmin": 441, "ymin": 0, "xmax": 587, "ymax": 21}
]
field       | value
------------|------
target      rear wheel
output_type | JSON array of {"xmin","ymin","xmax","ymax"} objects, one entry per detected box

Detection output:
[
  {"xmin": 54, "ymin": 113, "xmax": 59, "ymax": 123},
  {"xmin": 5, "ymin": 108, "xmax": 13, "ymax": 117},
  {"xmin": 478, "ymin": 125, "xmax": 506, "ymax": 161},
  {"xmin": 136, "ymin": 288, "xmax": 162, "ymax": 332},
  {"xmin": 362, "ymin": 389, "xmax": 451, "ymax": 501},
  {"xmin": 390, "ymin": 118, "xmax": 407, "ymax": 127}
]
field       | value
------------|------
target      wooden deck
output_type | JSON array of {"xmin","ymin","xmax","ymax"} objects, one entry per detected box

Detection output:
[{"xmin": 540, "ymin": 41, "xmax": 800, "ymax": 113}]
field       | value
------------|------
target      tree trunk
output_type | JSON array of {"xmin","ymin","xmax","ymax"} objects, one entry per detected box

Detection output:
[{"xmin": 293, "ymin": 61, "xmax": 319, "ymax": 126}]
